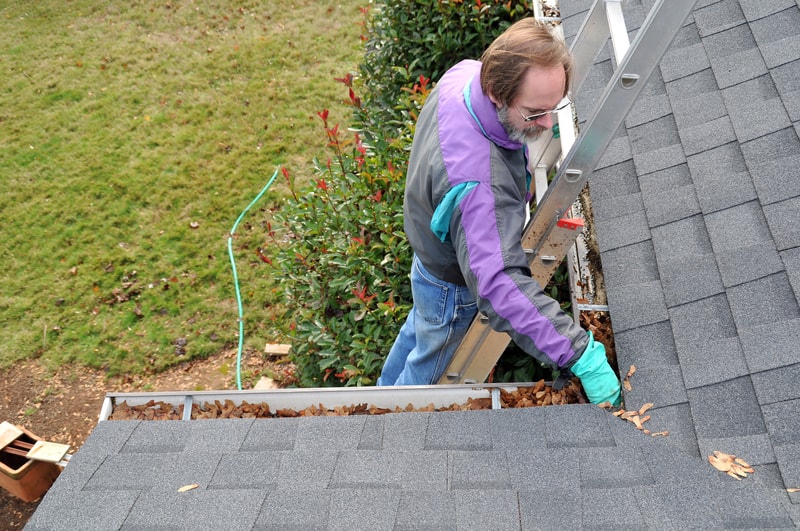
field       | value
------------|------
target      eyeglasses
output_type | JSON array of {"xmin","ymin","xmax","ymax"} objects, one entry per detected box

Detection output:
[{"xmin": 517, "ymin": 96, "xmax": 572, "ymax": 122}]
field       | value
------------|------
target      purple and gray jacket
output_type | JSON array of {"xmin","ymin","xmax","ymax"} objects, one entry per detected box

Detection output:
[{"xmin": 403, "ymin": 59, "xmax": 588, "ymax": 369}]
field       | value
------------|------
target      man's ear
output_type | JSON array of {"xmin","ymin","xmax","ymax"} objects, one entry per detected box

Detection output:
[{"xmin": 486, "ymin": 85, "xmax": 500, "ymax": 106}]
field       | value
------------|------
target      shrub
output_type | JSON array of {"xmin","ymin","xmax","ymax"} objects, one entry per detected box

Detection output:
[
  {"xmin": 268, "ymin": 78, "xmax": 430, "ymax": 386},
  {"xmin": 358, "ymin": 0, "xmax": 532, "ymax": 128}
]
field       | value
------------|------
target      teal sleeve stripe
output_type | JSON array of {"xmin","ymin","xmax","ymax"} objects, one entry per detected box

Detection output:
[{"xmin": 430, "ymin": 181, "xmax": 479, "ymax": 242}]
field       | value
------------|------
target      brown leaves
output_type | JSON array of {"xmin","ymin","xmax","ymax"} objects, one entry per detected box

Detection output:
[
  {"xmin": 708, "ymin": 451, "xmax": 755, "ymax": 480},
  {"xmin": 622, "ymin": 365, "xmax": 636, "ymax": 391},
  {"xmin": 499, "ymin": 378, "xmax": 587, "ymax": 408},
  {"xmin": 611, "ymin": 402, "xmax": 669, "ymax": 437},
  {"xmin": 177, "ymin": 484, "xmax": 199, "ymax": 492},
  {"xmin": 110, "ymin": 381, "xmax": 588, "ymax": 421}
]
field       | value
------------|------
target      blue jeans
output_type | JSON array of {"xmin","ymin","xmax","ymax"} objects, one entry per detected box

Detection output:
[{"xmin": 378, "ymin": 256, "xmax": 478, "ymax": 385}]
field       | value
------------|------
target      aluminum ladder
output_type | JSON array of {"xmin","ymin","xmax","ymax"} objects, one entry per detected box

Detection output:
[{"xmin": 438, "ymin": 0, "xmax": 698, "ymax": 384}]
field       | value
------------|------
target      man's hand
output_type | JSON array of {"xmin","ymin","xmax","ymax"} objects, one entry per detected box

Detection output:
[{"xmin": 570, "ymin": 332, "xmax": 621, "ymax": 406}]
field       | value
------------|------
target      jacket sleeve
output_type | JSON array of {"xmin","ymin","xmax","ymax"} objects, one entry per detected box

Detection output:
[{"xmin": 449, "ymin": 178, "xmax": 588, "ymax": 369}]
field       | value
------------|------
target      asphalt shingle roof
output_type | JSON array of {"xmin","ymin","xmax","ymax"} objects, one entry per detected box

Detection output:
[{"xmin": 25, "ymin": 0, "xmax": 800, "ymax": 528}]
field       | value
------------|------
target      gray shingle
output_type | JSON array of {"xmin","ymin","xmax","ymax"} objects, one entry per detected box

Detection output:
[
  {"xmin": 739, "ymin": 318, "xmax": 800, "ymax": 373},
  {"xmin": 688, "ymin": 376, "xmax": 767, "ymax": 438},
  {"xmin": 764, "ymin": 196, "xmax": 800, "ymax": 250},
  {"xmin": 656, "ymin": 253, "xmax": 724, "ymax": 307},
  {"xmin": 589, "ymin": 159, "xmax": 640, "ymax": 200},
  {"xmin": 294, "ymin": 415, "xmax": 366, "ymax": 451},
  {"xmin": 751, "ymin": 362, "xmax": 800, "ymax": 405},
  {"xmin": 613, "ymin": 320, "xmax": 680, "ymax": 371},
  {"xmin": 783, "ymin": 247, "xmax": 800, "ymax": 299},
  {"xmin": 675, "ymin": 336, "xmax": 749, "ymax": 389},
  {"xmin": 328, "ymin": 488, "xmax": 399, "ymax": 531},
  {"xmin": 424, "ymin": 410, "xmax": 493, "ymax": 450},
  {"xmin": 749, "ymin": 6, "xmax": 800, "ymax": 68},
  {"xmin": 740, "ymin": 0, "xmax": 796, "ymax": 20},
  {"xmin": 119, "ymin": 419, "xmax": 189, "ymax": 453},
  {"xmin": 621, "ymin": 365, "xmax": 688, "ymax": 408},
  {"xmin": 638, "ymin": 162, "xmax": 693, "ymax": 193},
  {"xmin": 694, "ymin": 0, "xmax": 746, "ymax": 37},
  {"xmin": 697, "ymin": 432, "xmax": 777, "ymax": 466},
  {"xmin": 594, "ymin": 209, "xmax": 652, "ymax": 252},
  {"xmin": 381, "ymin": 412, "xmax": 429, "ymax": 451},
  {"xmin": 687, "ymin": 142, "xmax": 757, "ymax": 214},
  {"xmin": 704, "ymin": 200, "xmax": 773, "ymax": 252},
  {"xmin": 545, "ymin": 404, "xmax": 615, "ymax": 448},
  {"xmin": 715, "ymin": 242, "xmax": 785, "ymax": 287},
  {"xmin": 393, "ymin": 491, "xmax": 457, "ymax": 531},
  {"xmin": 357, "ymin": 415, "xmax": 383, "ymax": 450},
  {"xmin": 605, "ymin": 280, "xmax": 669, "ymax": 332},
  {"xmin": 722, "ymin": 74, "xmax": 792, "ymax": 143},
  {"xmin": 773, "ymin": 443, "xmax": 800, "ymax": 504},
  {"xmin": 669, "ymin": 293, "xmax": 737, "ymax": 348},
  {"xmin": 579, "ymin": 446, "xmax": 654, "ymax": 488},
  {"xmin": 630, "ymin": 123, "xmax": 687, "ymax": 175},
  {"xmin": 591, "ymin": 191, "xmax": 643, "ymax": 224},
  {"xmin": 641, "ymin": 184, "xmax": 701, "ymax": 227},
  {"xmin": 122, "ymin": 489, "xmax": 266, "ymax": 530},
  {"xmin": 489, "ymin": 406, "xmax": 547, "ymax": 449},
  {"xmin": 78, "ymin": 420, "xmax": 137, "ymax": 455},
  {"xmin": 636, "ymin": 402, "xmax": 701, "ymax": 457},
  {"xmin": 209, "ymin": 451, "xmax": 283, "ymax": 489},
  {"xmin": 518, "ymin": 488, "xmax": 582, "ymax": 529},
  {"xmin": 727, "ymin": 273, "xmax": 800, "ymax": 329},
  {"xmin": 740, "ymin": 127, "xmax": 800, "ymax": 205},
  {"xmin": 660, "ymin": 26, "xmax": 711, "ymax": 82},
  {"xmin": 277, "ymin": 450, "xmax": 337, "ymax": 490},
  {"xmin": 650, "ymin": 214, "xmax": 713, "ymax": 259},
  {"xmin": 702, "ymin": 23, "xmax": 768, "ymax": 88},
  {"xmin": 254, "ymin": 490, "xmax": 331, "ymax": 531},
  {"xmin": 583, "ymin": 488, "xmax": 647, "ymax": 529},
  {"xmin": 24, "ymin": 490, "xmax": 139, "ymax": 531},
  {"xmin": 454, "ymin": 490, "xmax": 521, "ymax": 530},
  {"xmin": 636, "ymin": 483, "xmax": 725, "ymax": 528},
  {"xmin": 449, "ymin": 450, "xmax": 511, "ymax": 490},
  {"xmin": 505, "ymin": 447, "xmax": 580, "ymax": 489},
  {"xmin": 241, "ymin": 418, "xmax": 299, "ymax": 451},
  {"xmin": 717, "ymin": 487, "xmax": 796, "ymax": 528},
  {"xmin": 599, "ymin": 240, "xmax": 659, "ymax": 290},
  {"xmin": 185, "ymin": 417, "xmax": 253, "ymax": 453},
  {"xmin": 762, "ymin": 399, "xmax": 800, "ymax": 445},
  {"xmin": 678, "ymin": 116, "xmax": 738, "ymax": 156},
  {"xmin": 771, "ymin": 59, "xmax": 800, "ymax": 121},
  {"xmin": 667, "ymin": 69, "xmax": 727, "ymax": 128}
]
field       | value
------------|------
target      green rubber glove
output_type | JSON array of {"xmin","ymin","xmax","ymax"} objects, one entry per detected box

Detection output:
[{"xmin": 570, "ymin": 331, "xmax": 621, "ymax": 406}]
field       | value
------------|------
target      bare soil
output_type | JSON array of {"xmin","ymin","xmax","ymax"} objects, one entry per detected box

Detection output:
[{"xmin": 0, "ymin": 349, "xmax": 280, "ymax": 530}]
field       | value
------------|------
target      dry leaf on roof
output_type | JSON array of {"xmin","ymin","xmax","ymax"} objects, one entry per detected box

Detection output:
[
  {"xmin": 178, "ymin": 484, "xmax": 199, "ymax": 492},
  {"xmin": 708, "ymin": 451, "xmax": 754, "ymax": 480},
  {"xmin": 622, "ymin": 364, "xmax": 636, "ymax": 391},
  {"xmin": 787, "ymin": 488, "xmax": 799, "ymax": 493}
]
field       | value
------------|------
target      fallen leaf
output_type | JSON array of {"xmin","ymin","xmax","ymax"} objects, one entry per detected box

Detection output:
[
  {"xmin": 178, "ymin": 484, "xmax": 199, "ymax": 492},
  {"xmin": 708, "ymin": 451, "xmax": 754, "ymax": 479},
  {"xmin": 787, "ymin": 488, "xmax": 800, "ymax": 493},
  {"xmin": 622, "ymin": 379, "xmax": 632, "ymax": 391},
  {"xmin": 638, "ymin": 403, "xmax": 654, "ymax": 415},
  {"xmin": 650, "ymin": 431, "xmax": 669, "ymax": 437},
  {"xmin": 626, "ymin": 365, "xmax": 636, "ymax": 378}
]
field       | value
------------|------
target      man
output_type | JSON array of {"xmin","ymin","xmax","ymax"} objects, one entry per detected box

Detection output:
[{"xmin": 377, "ymin": 18, "xmax": 621, "ymax": 406}]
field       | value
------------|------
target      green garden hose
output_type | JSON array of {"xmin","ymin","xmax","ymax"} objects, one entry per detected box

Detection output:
[{"xmin": 227, "ymin": 167, "xmax": 280, "ymax": 390}]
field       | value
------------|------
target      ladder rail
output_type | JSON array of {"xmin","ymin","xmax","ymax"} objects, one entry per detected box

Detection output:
[{"xmin": 439, "ymin": 0, "xmax": 698, "ymax": 385}]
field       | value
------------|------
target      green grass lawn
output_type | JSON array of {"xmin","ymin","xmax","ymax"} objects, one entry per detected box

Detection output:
[{"xmin": 0, "ymin": 0, "xmax": 365, "ymax": 375}]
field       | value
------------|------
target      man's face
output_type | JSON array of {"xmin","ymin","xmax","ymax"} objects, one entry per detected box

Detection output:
[{"xmin": 492, "ymin": 64, "xmax": 567, "ymax": 143}]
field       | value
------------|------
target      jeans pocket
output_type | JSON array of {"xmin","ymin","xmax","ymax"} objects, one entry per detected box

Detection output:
[{"xmin": 411, "ymin": 258, "xmax": 448, "ymax": 325}]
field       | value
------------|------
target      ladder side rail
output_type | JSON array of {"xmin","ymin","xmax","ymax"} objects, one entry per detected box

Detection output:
[
  {"xmin": 567, "ymin": 0, "xmax": 615, "ymax": 96},
  {"xmin": 605, "ymin": 0, "xmax": 631, "ymax": 64},
  {"xmin": 522, "ymin": 0, "xmax": 697, "ymax": 255}
]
